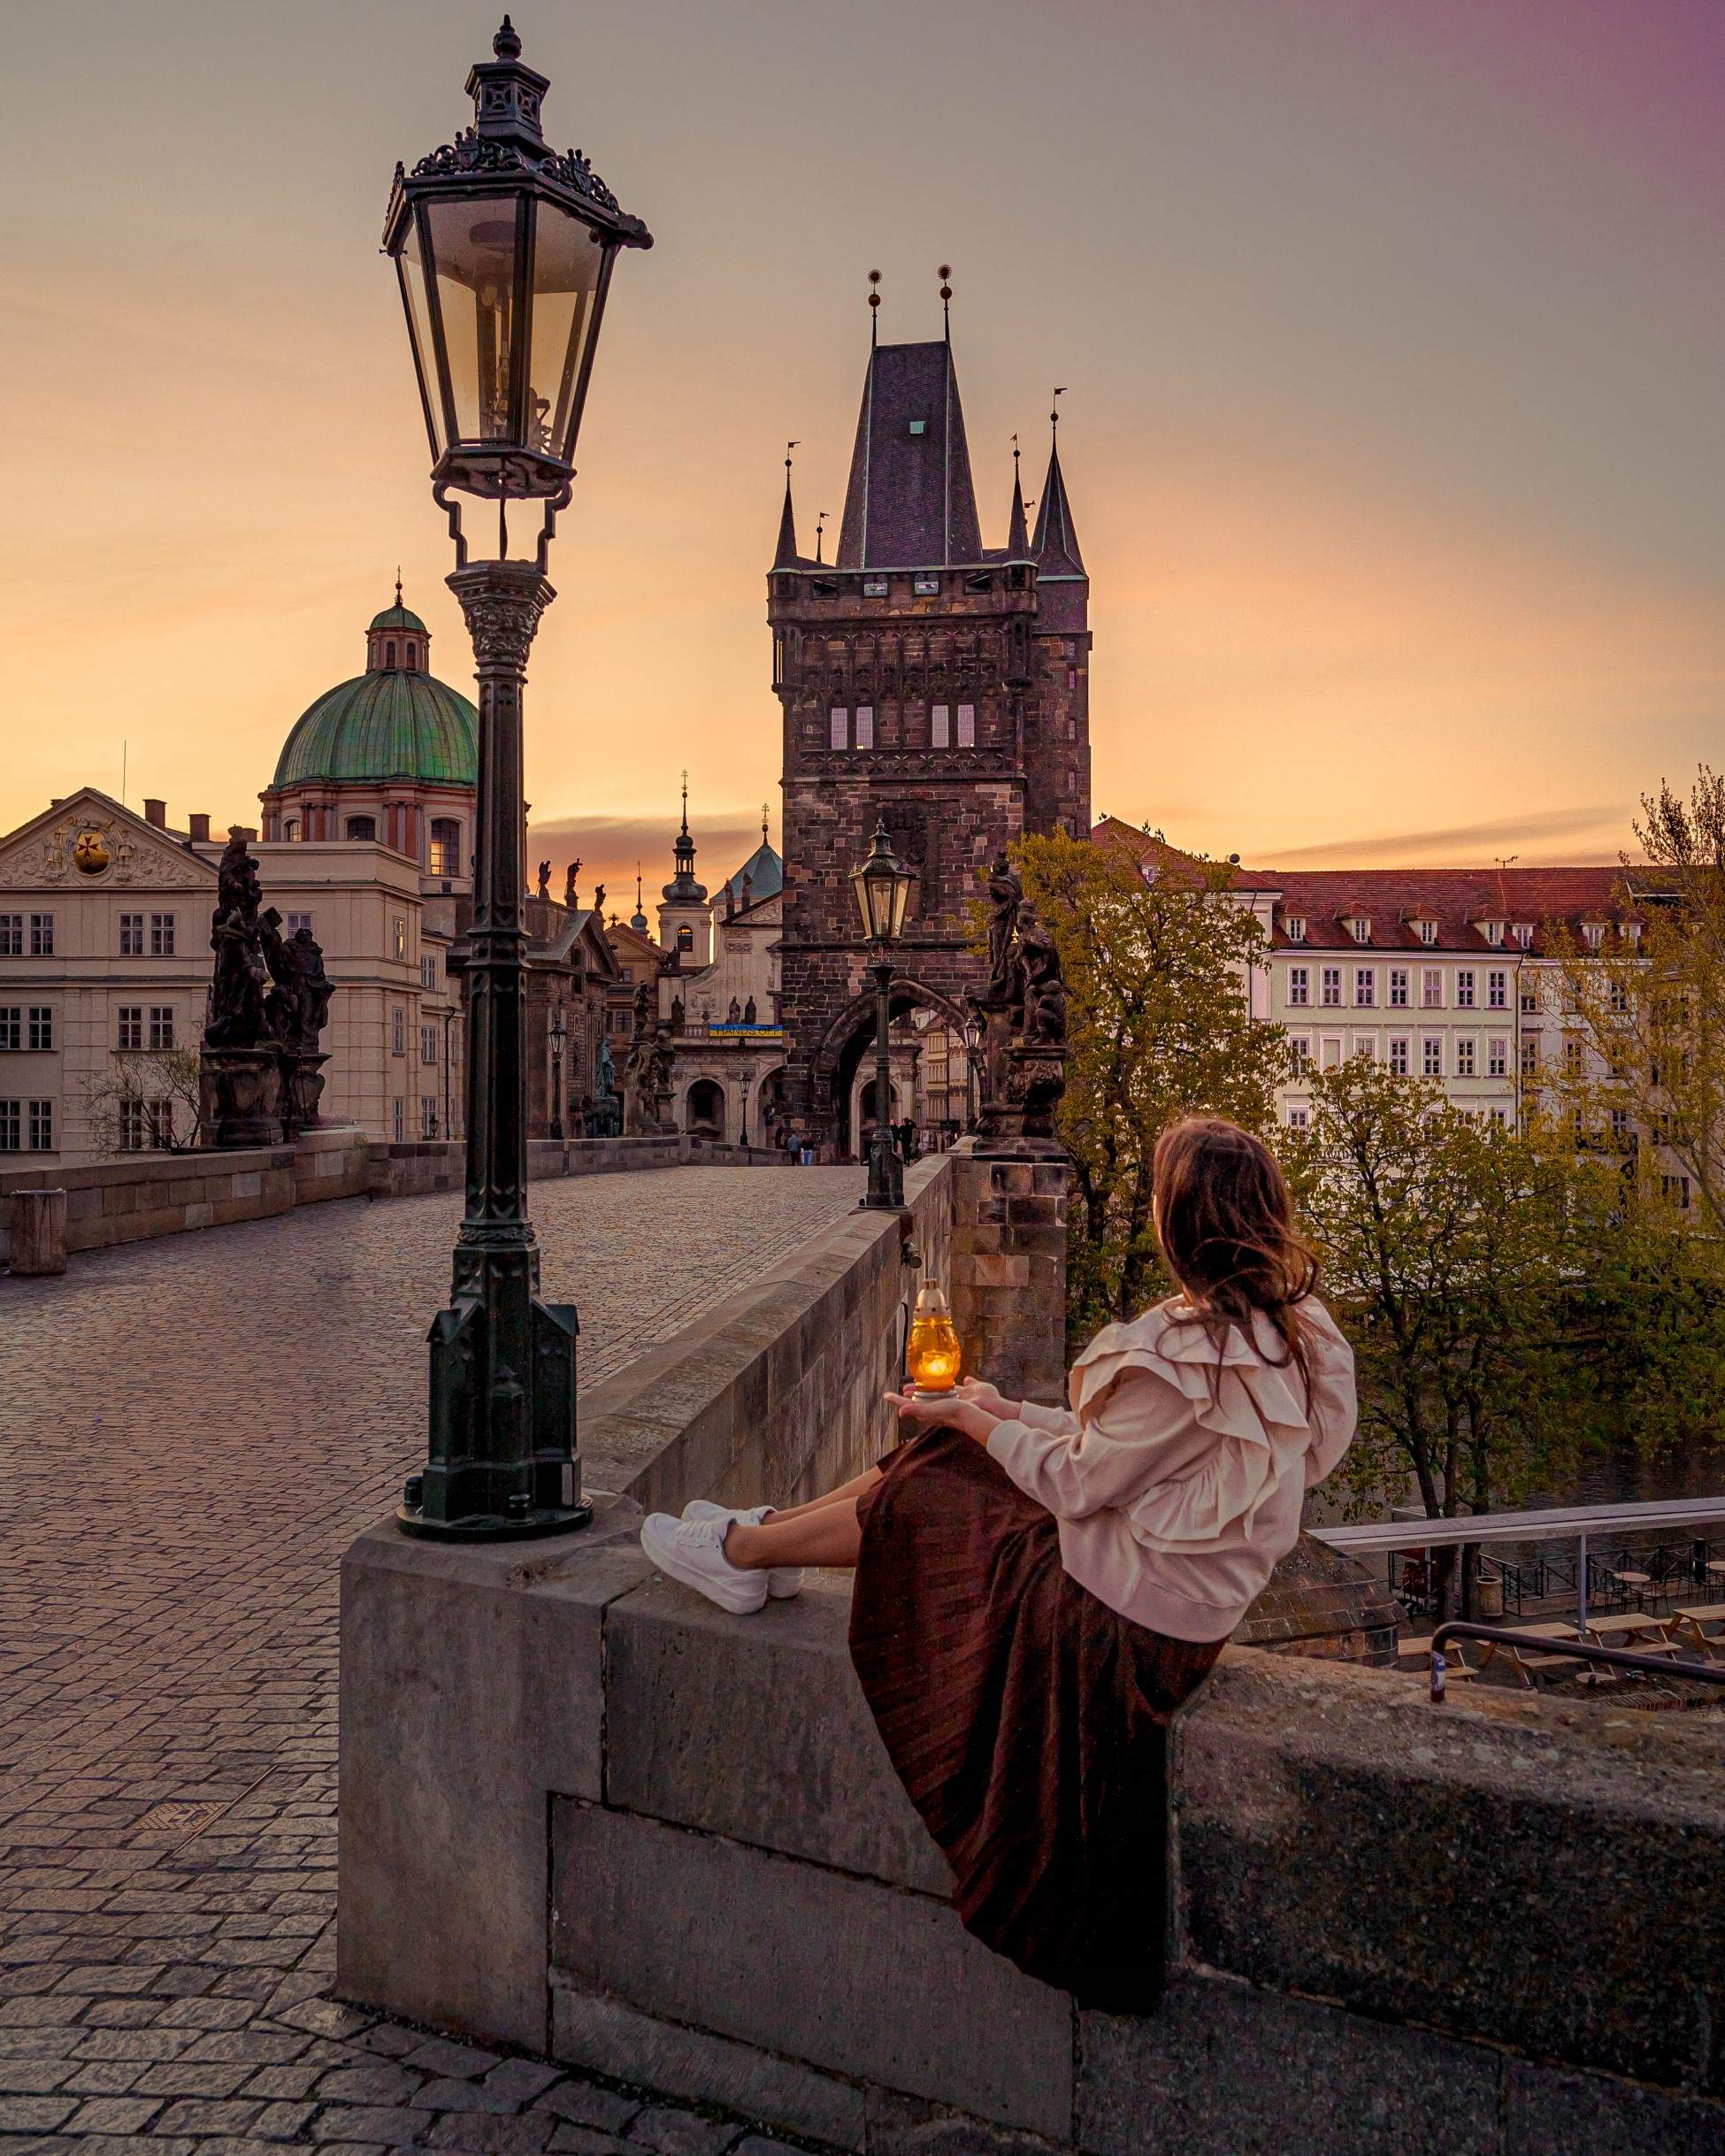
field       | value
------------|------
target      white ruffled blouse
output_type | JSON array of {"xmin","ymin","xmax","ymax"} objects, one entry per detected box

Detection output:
[{"xmin": 985, "ymin": 1297, "xmax": 1357, "ymax": 1641}]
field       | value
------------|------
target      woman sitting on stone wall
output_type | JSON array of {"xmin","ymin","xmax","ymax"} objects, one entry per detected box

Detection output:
[{"xmin": 638, "ymin": 1116, "xmax": 1357, "ymax": 2010}]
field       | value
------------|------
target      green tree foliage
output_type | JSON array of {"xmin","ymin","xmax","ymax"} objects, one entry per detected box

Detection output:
[{"xmin": 1015, "ymin": 828, "xmax": 1291, "ymax": 1339}]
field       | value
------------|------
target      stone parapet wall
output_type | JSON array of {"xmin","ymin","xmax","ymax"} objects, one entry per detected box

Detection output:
[
  {"xmin": 369, "ymin": 1134, "xmax": 794, "ymax": 1200},
  {"xmin": 341, "ymin": 1508, "xmax": 1725, "ymax": 2156}
]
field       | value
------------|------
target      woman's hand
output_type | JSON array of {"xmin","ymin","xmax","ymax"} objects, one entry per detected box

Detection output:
[
  {"xmin": 884, "ymin": 1391, "xmax": 998, "ymax": 1443},
  {"xmin": 954, "ymin": 1377, "xmax": 1017, "ymax": 1418}
]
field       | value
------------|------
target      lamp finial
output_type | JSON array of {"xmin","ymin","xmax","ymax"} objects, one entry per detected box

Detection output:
[{"xmin": 494, "ymin": 15, "xmax": 522, "ymax": 60}]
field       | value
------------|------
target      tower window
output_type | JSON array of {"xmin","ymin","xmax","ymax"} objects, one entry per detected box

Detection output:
[
  {"xmin": 855, "ymin": 705, "xmax": 875, "ymax": 750},
  {"xmin": 913, "ymin": 576, "xmax": 939, "ymax": 595},
  {"xmin": 385, "ymin": 640, "xmax": 397, "ymax": 667},
  {"xmin": 908, "ymin": 419, "xmax": 926, "ymax": 436},
  {"xmin": 956, "ymin": 703, "xmax": 976, "ymax": 747},
  {"xmin": 931, "ymin": 704, "xmax": 949, "ymax": 748},
  {"xmin": 429, "ymin": 818, "xmax": 461, "ymax": 877},
  {"xmin": 347, "ymin": 815, "xmax": 377, "ymax": 841},
  {"xmin": 829, "ymin": 707, "xmax": 847, "ymax": 750},
  {"xmin": 862, "ymin": 579, "xmax": 888, "ymax": 598},
  {"xmin": 677, "ymin": 925, "xmax": 694, "ymax": 952}
]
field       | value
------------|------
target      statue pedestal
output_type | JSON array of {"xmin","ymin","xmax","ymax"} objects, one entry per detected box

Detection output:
[
  {"xmin": 280, "ymin": 1051, "xmax": 330, "ymax": 1141},
  {"xmin": 975, "ymin": 1041, "xmax": 1068, "ymax": 1150},
  {"xmin": 199, "ymin": 1047, "xmax": 284, "ymax": 1149}
]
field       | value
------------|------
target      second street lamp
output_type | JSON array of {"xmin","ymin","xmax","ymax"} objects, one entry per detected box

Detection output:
[
  {"xmin": 961, "ymin": 1011, "xmax": 982, "ymax": 1133},
  {"xmin": 548, "ymin": 1009, "xmax": 567, "ymax": 1141},
  {"xmin": 850, "ymin": 821, "xmax": 917, "ymax": 1210},
  {"xmin": 387, "ymin": 18, "xmax": 651, "ymax": 1539}
]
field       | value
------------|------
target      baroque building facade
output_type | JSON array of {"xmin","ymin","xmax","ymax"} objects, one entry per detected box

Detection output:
[{"xmin": 769, "ymin": 322, "xmax": 1092, "ymax": 1157}]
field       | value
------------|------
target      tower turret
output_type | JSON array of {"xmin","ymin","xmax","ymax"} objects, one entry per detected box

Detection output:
[{"xmin": 656, "ymin": 774, "xmax": 712, "ymax": 965}]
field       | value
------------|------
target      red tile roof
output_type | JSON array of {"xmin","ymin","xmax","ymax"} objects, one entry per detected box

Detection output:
[{"xmin": 1088, "ymin": 819, "xmax": 1651, "ymax": 955}]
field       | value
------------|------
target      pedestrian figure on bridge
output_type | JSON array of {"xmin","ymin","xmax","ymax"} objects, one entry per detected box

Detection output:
[{"xmin": 640, "ymin": 1116, "xmax": 1357, "ymax": 2013}]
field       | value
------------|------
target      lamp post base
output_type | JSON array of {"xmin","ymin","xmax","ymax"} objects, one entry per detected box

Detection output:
[{"xmin": 395, "ymin": 1495, "xmax": 594, "ymax": 1542}]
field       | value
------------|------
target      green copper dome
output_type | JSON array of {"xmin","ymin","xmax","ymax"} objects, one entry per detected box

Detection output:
[
  {"xmin": 368, "ymin": 599, "xmax": 428, "ymax": 634},
  {"xmin": 272, "ymin": 670, "xmax": 477, "ymax": 787}
]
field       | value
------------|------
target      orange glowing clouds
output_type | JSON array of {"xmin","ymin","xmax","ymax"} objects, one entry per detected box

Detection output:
[{"xmin": 1, "ymin": 0, "xmax": 1721, "ymax": 902}]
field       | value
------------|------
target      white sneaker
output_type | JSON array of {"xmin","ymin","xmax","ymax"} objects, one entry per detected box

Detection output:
[
  {"xmin": 640, "ymin": 1513, "xmax": 769, "ymax": 1615},
  {"xmin": 682, "ymin": 1500, "xmax": 804, "ymax": 1600}
]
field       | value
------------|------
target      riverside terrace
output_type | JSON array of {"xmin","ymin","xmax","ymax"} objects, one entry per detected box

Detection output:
[{"xmin": 341, "ymin": 1148, "xmax": 1725, "ymax": 2156}]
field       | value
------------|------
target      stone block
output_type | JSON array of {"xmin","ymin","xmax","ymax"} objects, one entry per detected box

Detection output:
[
  {"xmin": 549, "ymin": 1801, "xmax": 1072, "ymax": 2137},
  {"xmin": 605, "ymin": 1573, "xmax": 950, "ymax": 1893},
  {"xmin": 1078, "ymin": 1976, "xmax": 1500, "ymax": 2156},
  {"xmin": 184, "ymin": 1203, "xmax": 215, "ymax": 1231},
  {"xmin": 970, "ymin": 1255, "xmax": 1030, "ymax": 1289},
  {"xmin": 549, "ymin": 1986, "xmax": 869, "ymax": 2152},
  {"xmin": 6, "ymin": 1187, "xmax": 66, "ymax": 1275},
  {"xmin": 337, "ymin": 1500, "xmax": 649, "ymax": 2051},
  {"xmin": 1173, "ymin": 1650, "xmax": 1725, "ymax": 2091},
  {"xmin": 1501, "ymin": 2060, "xmax": 1725, "ymax": 2156},
  {"xmin": 233, "ymin": 1171, "xmax": 263, "ymax": 1198}
]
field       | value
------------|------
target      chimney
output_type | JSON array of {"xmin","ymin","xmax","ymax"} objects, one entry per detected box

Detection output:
[
  {"xmin": 230, "ymin": 825, "xmax": 258, "ymax": 845},
  {"xmin": 188, "ymin": 813, "xmax": 211, "ymax": 843},
  {"xmin": 144, "ymin": 798, "xmax": 167, "ymax": 829}
]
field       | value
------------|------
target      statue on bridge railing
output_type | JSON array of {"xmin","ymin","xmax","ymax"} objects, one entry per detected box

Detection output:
[
  {"xmin": 972, "ymin": 868, "xmax": 1068, "ymax": 1156},
  {"xmin": 200, "ymin": 832, "xmax": 333, "ymax": 1148}
]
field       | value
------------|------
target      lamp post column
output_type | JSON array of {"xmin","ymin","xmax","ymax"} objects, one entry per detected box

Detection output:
[
  {"xmin": 549, "ymin": 1012, "xmax": 566, "ymax": 1142},
  {"xmin": 864, "ymin": 953, "xmax": 904, "ymax": 1209},
  {"xmin": 405, "ymin": 556, "xmax": 587, "ymax": 1540}
]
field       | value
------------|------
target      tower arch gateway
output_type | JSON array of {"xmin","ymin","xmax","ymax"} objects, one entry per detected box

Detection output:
[{"xmin": 770, "ymin": 309, "xmax": 1091, "ymax": 1157}]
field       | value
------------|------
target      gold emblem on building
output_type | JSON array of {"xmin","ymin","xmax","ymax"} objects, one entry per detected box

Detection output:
[{"xmin": 73, "ymin": 829, "xmax": 111, "ymax": 876}]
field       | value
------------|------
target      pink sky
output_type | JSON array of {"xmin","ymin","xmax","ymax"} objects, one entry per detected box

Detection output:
[{"xmin": 2, "ymin": 1, "xmax": 1720, "ymax": 903}]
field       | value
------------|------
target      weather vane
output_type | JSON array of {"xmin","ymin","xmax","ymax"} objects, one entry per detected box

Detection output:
[{"xmin": 1051, "ymin": 386, "xmax": 1067, "ymax": 430}]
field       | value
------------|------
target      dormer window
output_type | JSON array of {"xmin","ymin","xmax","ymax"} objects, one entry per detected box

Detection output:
[
  {"xmin": 1514, "ymin": 923, "xmax": 1534, "ymax": 950},
  {"xmin": 1346, "ymin": 917, "xmax": 1371, "ymax": 944},
  {"xmin": 1284, "ymin": 916, "xmax": 1307, "ymax": 943},
  {"xmin": 1622, "ymin": 920, "xmax": 1642, "ymax": 946},
  {"xmin": 1480, "ymin": 919, "xmax": 1503, "ymax": 947},
  {"xmin": 1414, "ymin": 918, "xmax": 1439, "ymax": 946},
  {"xmin": 1583, "ymin": 922, "xmax": 1605, "ymax": 951}
]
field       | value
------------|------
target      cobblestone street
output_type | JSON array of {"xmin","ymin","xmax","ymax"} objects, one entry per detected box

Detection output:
[{"xmin": 0, "ymin": 1166, "xmax": 862, "ymax": 2154}]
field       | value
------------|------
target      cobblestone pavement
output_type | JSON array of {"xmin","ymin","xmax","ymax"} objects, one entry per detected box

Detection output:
[{"xmin": 0, "ymin": 1166, "xmax": 863, "ymax": 2153}]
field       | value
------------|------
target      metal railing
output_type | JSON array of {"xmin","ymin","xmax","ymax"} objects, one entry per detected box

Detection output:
[{"xmin": 1425, "ymin": 1621, "xmax": 1725, "ymax": 1704}]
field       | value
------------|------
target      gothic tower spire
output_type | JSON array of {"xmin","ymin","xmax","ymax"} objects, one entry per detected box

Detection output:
[
  {"xmin": 1007, "ymin": 434, "xmax": 1030, "ymax": 558},
  {"xmin": 774, "ymin": 441, "xmax": 801, "ymax": 569}
]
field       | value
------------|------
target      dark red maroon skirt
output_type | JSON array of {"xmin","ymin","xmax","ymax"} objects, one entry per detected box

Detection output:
[{"xmin": 849, "ymin": 1426, "xmax": 1224, "ymax": 2011}]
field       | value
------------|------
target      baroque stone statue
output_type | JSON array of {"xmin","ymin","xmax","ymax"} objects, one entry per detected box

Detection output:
[{"xmin": 984, "ymin": 852, "xmax": 1024, "ymax": 998}]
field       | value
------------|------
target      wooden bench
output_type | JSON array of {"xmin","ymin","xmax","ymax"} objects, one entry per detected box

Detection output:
[
  {"xmin": 1667, "ymin": 1605, "xmax": 1725, "ymax": 1659},
  {"xmin": 1395, "ymin": 1636, "xmax": 1476, "ymax": 1681}
]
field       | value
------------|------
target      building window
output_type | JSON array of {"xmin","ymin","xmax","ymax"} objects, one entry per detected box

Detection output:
[
  {"xmin": 1608, "ymin": 978, "xmax": 1629, "ymax": 1014},
  {"xmin": 1421, "ymin": 968, "xmax": 1444, "ymax": 1009},
  {"xmin": 1347, "ymin": 918, "xmax": 1371, "ymax": 943},
  {"xmin": 1286, "ymin": 1106, "xmax": 1309, "ymax": 1131},
  {"xmin": 677, "ymin": 925, "xmax": 694, "ymax": 953},
  {"xmin": 392, "ymin": 1009, "xmax": 405, "ymax": 1055},
  {"xmin": 347, "ymin": 815, "xmax": 377, "ymax": 841},
  {"xmin": 429, "ymin": 818, "xmax": 461, "ymax": 876},
  {"xmin": 420, "ymin": 1097, "xmax": 438, "ymax": 1139},
  {"xmin": 1416, "ymin": 919, "xmax": 1438, "ymax": 945},
  {"xmin": 119, "ymin": 1100, "xmax": 145, "ymax": 1153},
  {"xmin": 1287, "ymin": 967, "xmax": 1309, "ymax": 1008},
  {"xmin": 421, "ymin": 955, "xmax": 437, "ymax": 990},
  {"xmin": 1456, "ymin": 970, "xmax": 1476, "ymax": 1009},
  {"xmin": 287, "ymin": 913, "xmax": 314, "ymax": 937},
  {"xmin": 1352, "ymin": 1035, "xmax": 1376, "ymax": 1062},
  {"xmin": 30, "ymin": 914, "xmax": 54, "ymax": 956},
  {"xmin": 1456, "ymin": 1037, "xmax": 1476, "ymax": 1078},
  {"xmin": 1353, "ymin": 968, "xmax": 1375, "ymax": 1007},
  {"xmin": 1284, "ymin": 916, "xmax": 1306, "ymax": 942},
  {"xmin": 1482, "ymin": 919, "xmax": 1503, "ymax": 946},
  {"xmin": 150, "ymin": 914, "xmax": 175, "ymax": 956},
  {"xmin": 956, "ymin": 703, "xmax": 976, "ymax": 747},
  {"xmin": 1422, "ymin": 1036, "xmax": 1444, "ymax": 1078},
  {"xmin": 1488, "ymin": 970, "xmax": 1507, "ymax": 1009},
  {"xmin": 1290, "ymin": 1036, "xmax": 1311, "ymax": 1070},
  {"xmin": 1488, "ymin": 1037, "xmax": 1508, "ymax": 1078},
  {"xmin": 27, "ymin": 1100, "xmax": 52, "ymax": 1151},
  {"xmin": 393, "ymin": 917, "xmax": 407, "ymax": 962},
  {"xmin": 0, "ymin": 915, "xmax": 21, "ymax": 957},
  {"xmin": 119, "ymin": 913, "xmax": 144, "ymax": 955},
  {"xmin": 1389, "ymin": 968, "xmax": 1409, "ymax": 1007},
  {"xmin": 1564, "ymin": 1038, "xmax": 1583, "ymax": 1079},
  {"xmin": 931, "ymin": 704, "xmax": 950, "ymax": 748},
  {"xmin": 284, "ymin": 817, "xmax": 301, "ymax": 841},
  {"xmin": 1321, "ymin": 968, "xmax": 1342, "ymax": 1007},
  {"xmin": 420, "ymin": 1024, "xmax": 437, "ymax": 1065},
  {"xmin": 829, "ymin": 707, "xmax": 847, "ymax": 750},
  {"xmin": 0, "ymin": 1008, "xmax": 19, "ymax": 1051},
  {"xmin": 147, "ymin": 1101, "xmax": 174, "ymax": 1149},
  {"xmin": 1514, "ymin": 924, "xmax": 1534, "ymax": 950},
  {"xmin": 1389, "ymin": 1037, "xmax": 1410, "ymax": 1077},
  {"xmin": 149, "ymin": 1007, "xmax": 174, "ymax": 1050},
  {"xmin": 0, "ymin": 1100, "xmax": 17, "ymax": 1149},
  {"xmin": 1610, "ymin": 1106, "xmax": 1629, "ymax": 1149},
  {"xmin": 393, "ymin": 1097, "xmax": 405, "ymax": 1142},
  {"xmin": 1521, "ymin": 1036, "xmax": 1538, "ymax": 1077},
  {"xmin": 25, "ymin": 1008, "xmax": 51, "ymax": 1052},
  {"xmin": 855, "ymin": 704, "xmax": 875, "ymax": 749},
  {"xmin": 117, "ymin": 1007, "xmax": 143, "ymax": 1050}
]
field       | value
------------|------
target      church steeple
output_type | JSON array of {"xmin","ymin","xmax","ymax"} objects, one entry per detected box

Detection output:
[
  {"xmin": 1007, "ymin": 436, "xmax": 1030, "ymax": 559},
  {"xmin": 663, "ymin": 771, "xmax": 707, "ymax": 902},
  {"xmin": 774, "ymin": 441, "xmax": 801, "ymax": 569},
  {"xmin": 657, "ymin": 771, "xmax": 713, "ymax": 966},
  {"xmin": 836, "ymin": 303, "xmax": 982, "ymax": 569},
  {"xmin": 1031, "ymin": 395, "xmax": 1085, "ymax": 579}
]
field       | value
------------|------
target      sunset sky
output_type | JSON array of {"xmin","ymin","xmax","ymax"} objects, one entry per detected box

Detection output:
[{"xmin": 4, "ymin": 0, "xmax": 1721, "ymax": 903}]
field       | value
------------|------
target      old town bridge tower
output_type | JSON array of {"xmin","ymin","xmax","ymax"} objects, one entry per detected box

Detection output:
[{"xmin": 769, "ymin": 307, "xmax": 1091, "ymax": 1156}]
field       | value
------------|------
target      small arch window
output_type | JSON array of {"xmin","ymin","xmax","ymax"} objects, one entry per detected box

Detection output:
[
  {"xmin": 429, "ymin": 818, "xmax": 461, "ymax": 877},
  {"xmin": 346, "ymin": 815, "xmax": 377, "ymax": 841},
  {"xmin": 385, "ymin": 639, "xmax": 397, "ymax": 667}
]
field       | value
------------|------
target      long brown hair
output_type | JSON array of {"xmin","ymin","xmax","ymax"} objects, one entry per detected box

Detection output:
[{"xmin": 1152, "ymin": 1116, "xmax": 1319, "ymax": 1400}]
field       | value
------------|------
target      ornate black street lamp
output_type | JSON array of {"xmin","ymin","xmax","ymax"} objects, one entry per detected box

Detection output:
[
  {"xmin": 548, "ymin": 1009, "xmax": 567, "ymax": 1141},
  {"xmin": 961, "ymin": 1012, "xmax": 982, "ymax": 1133},
  {"xmin": 388, "ymin": 18, "xmax": 650, "ymax": 1540},
  {"xmin": 850, "ymin": 821, "xmax": 916, "ymax": 1210}
]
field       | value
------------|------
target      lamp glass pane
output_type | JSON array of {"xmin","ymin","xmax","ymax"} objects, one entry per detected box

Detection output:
[
  {"xmin": 425, "ymin": 196, "xmax": 524, "ymax": 446},
  {"xmin": 397, "ymin": 221, "xmax": 446, "ymax": 460},
  {"xmin": 889, "ymin": 872, "xmax": 913, "ymax": 940},
  {"xmin": 528, "ymin": 203, "xmax": 606, "ymax": 463}
]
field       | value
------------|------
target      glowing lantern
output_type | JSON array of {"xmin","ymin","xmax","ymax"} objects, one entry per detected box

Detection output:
[{"xmin": 906, "ymin": 1282, "xmax": 962, "ymax": 1396}]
